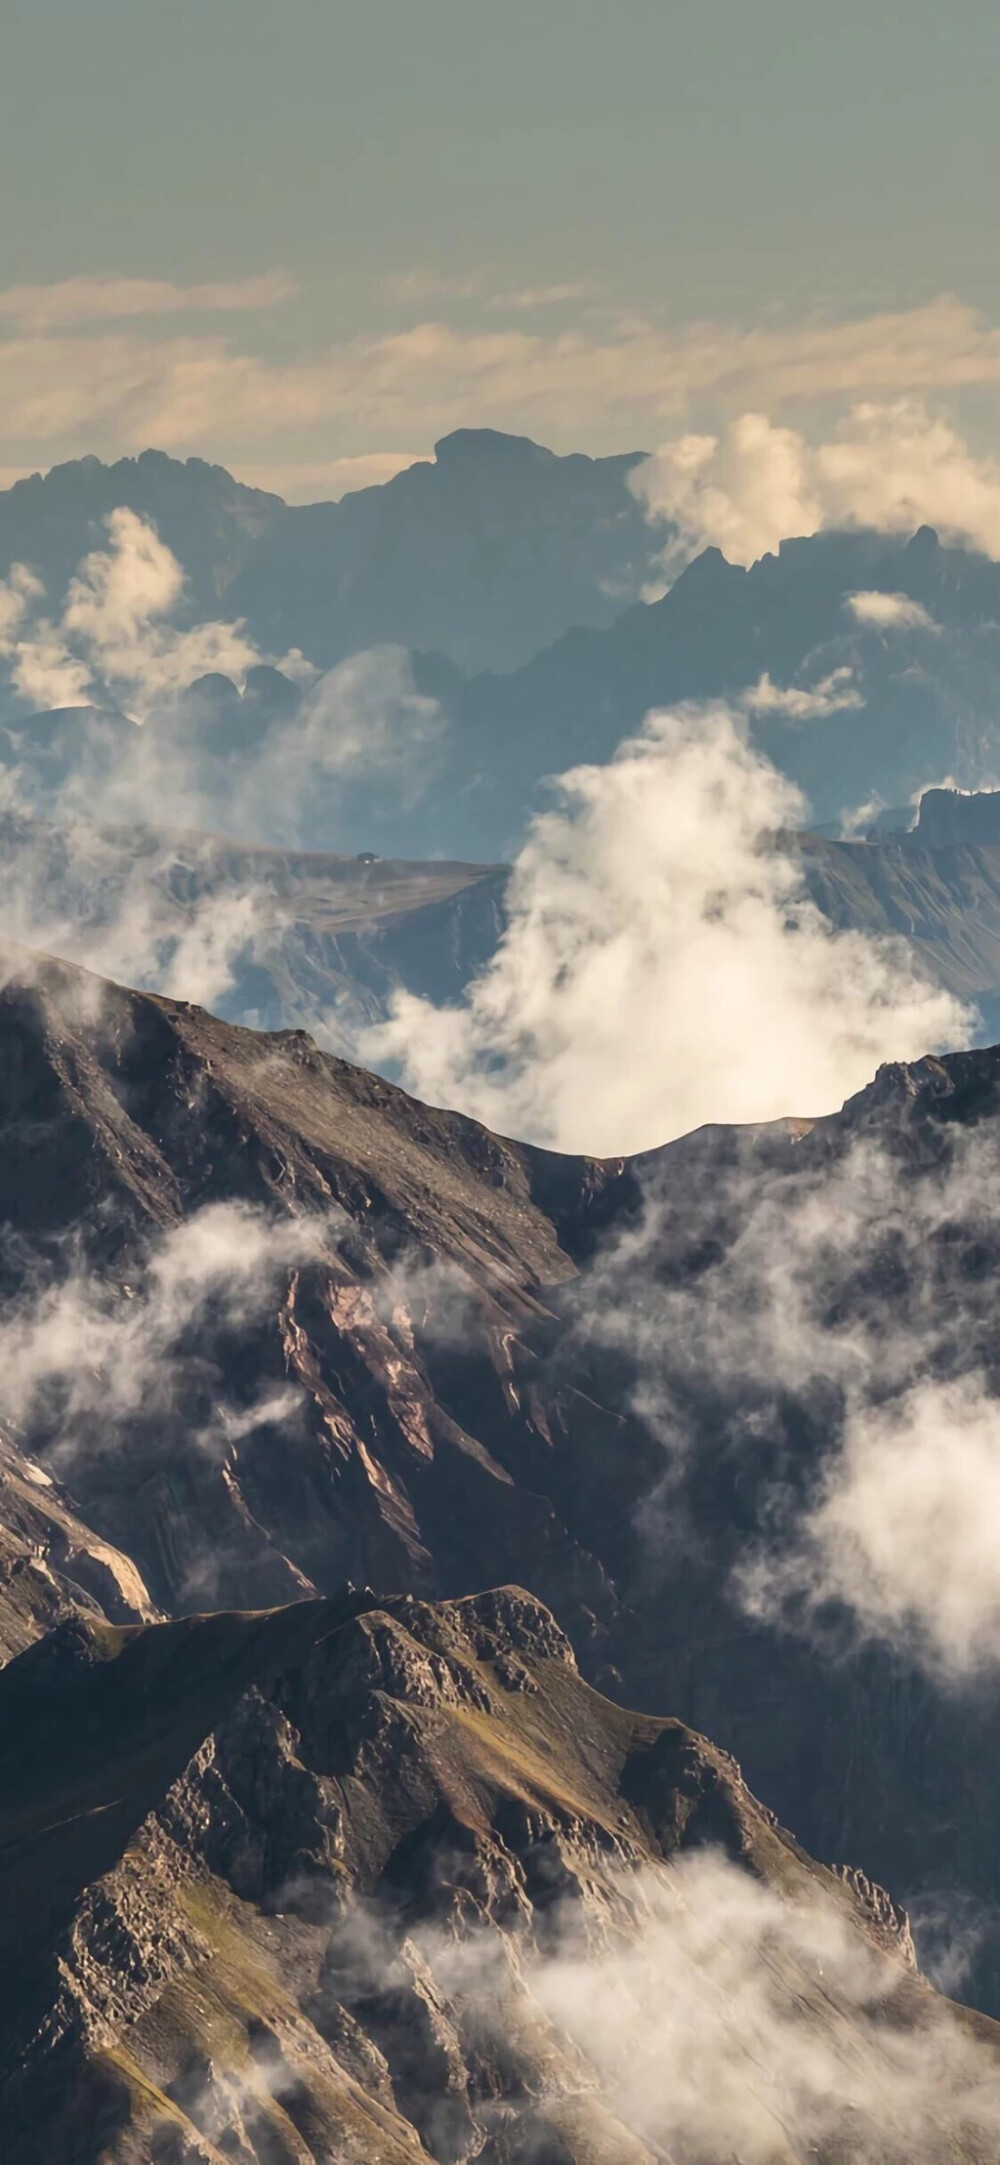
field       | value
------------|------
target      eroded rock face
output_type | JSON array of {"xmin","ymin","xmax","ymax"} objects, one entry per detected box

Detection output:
[
  {"xmin": 7, "ymin": 956, "xmax": 1000, "ymax": 2027},
  {"xmin": 2, "ymin": 1588, "xmax": 992, "ymax": 2165}
]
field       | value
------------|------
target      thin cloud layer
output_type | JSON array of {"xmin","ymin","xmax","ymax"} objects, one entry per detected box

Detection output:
[
  {"xmin": 7, "ymin": 290, "xmax": 1000, "ymax": 483},
  {"xmin": 0, "ymin": 272, "xmax": 296, "ymax": 333},
  {"xmin": 367, "ymin": 704, "xmax": 969, "ymax": 1156}
]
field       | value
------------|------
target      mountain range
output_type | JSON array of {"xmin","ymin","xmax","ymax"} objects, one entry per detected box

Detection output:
[
  {"xmin": 0, "ymin": 432, "xmax": 653, "ymax": 678},
  {"xmin": 10, "ymin": 425, "xmax": 1000, "ymax": 2159},
  {"xmin": 3, "ymin": 956, "xmax": 1000, "ymax": 2053},
  {"xmin": 9, "ymin": 469, "xmax": 1000, "ymax": 864}
]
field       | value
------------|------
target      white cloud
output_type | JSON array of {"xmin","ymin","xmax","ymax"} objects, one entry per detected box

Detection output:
[
  {"xmin": 365, "ymin": 1849, "xmax": 1000, "ymax": 2163},
  {"xmin": 0, "ymin": 508, "xmax": 261, "ymax": 719},
  {"xmin": 0, "ymin": 825, "xmax": 293, "ymax": 1016},
  {"xmin": 635, "ymin": 413, "xmax": 820, "ymax": 570},
  {"xmin": 743, "ymin": 665, "xmax": 864, "ymax": 720},
  {"xmin": 847, "ymin": 589, "xmax": 941, "ymax": 631},
  {"xmin": 757, "ymin": 1375, "xmax": 1000, "ymax": 1680},
  {"xmin": 0, "ymin": 516, "xmax": 444, "ymax": 830},
  {"xmin": 0, "ymin": 1201, "xmax": 324, "ymax": 1467},
  {"xmin": 366, "ymin": 704, "xmax": 968, "ymax": 1156},
  {"xmin": 485, "ymin": 282, "xmax": 594, "ymax": 312},
  {"xmin": 520, "ymin": 1854, "xmax": 1000, "ymax": 2160},
  {"xmin": 570, "ymin": 1098, "xmax": 1000, "ymax": 1683},
  {"xmin": 634, "ymin": 399, "xmax": 1000, "ymax": 568},
  {"xmin": 61, "ymin": 506, "xmax": 260, "ymax": 715}
]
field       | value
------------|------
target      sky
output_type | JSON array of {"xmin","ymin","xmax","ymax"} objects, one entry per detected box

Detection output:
[{"xmin": 3, "ymin": 0, "xmax": 1000, "ymax": 496}]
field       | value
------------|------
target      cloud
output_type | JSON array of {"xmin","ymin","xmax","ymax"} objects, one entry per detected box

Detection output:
[
  {"xmin": 635, "ymin": 413, "xmax": 820, "ymax": 570},
  {"xmin": 743, "ymin": 665, "xmax": 864, "ymax": 720},
  {"xmin": 330, "ymin": 1851, "xmax": 1000, "ymax": 2163},
  {"xmin": 0, "ymin": 823, "xmax": 286, "ymax": 1013},
  {"xmin": 752, "ymin": 1374, "xmax": 1000, "ymax": 1680},
  {"xmin": 634, "ymin": 399, "xmax": 1000, "ymax": 568},
  {"xmin": 518, "ymin": 1854, "xmax": 1000, "ymax": 2161},
  {"xmin": 220, "ymin": 647, "xmax": 445, "ymax": 846},
  {"xmin": 8, "ymin": 290, "xmax": 1000, "ymax": 477},
  {"xmin": 366, "ymin": 703, "xmax": 968, "ymax": 1156},
  {"xmin": 0, "ymin": 271, "xmax": 296, "ymax": 333},
  {"xmin": 847, "ymin": 589, "xmax": 941, "ymax": 631},
  {"xmin": 0, "ymin": 507, "xmax": 261, "ymax": 719},
  {"xmin": 567, "ymin": 1089, "xmax": 1000, "ymax": 1684},
  {"xmin": 0, "ymin": 1201, "xmax": 325, "ymax": 1469},
  {"xmin": 0, "ymin": 508, "xmax": 447, "ymax": 1016},
  {"xmin": 485, "ymin": 282, "xmax": 595, "ymax": 312},
  {"xmin": 61, "ymin": 506, "xmax": 261, "ymax": 715},
  {"xmin": 0, "ymin": 514, "xmax": 444, "ymax": 842}
]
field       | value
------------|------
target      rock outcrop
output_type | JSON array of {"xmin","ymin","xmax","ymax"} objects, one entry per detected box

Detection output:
[
  {"xmin": 5, "ymin": 955, "xmax": 1000, "ymax": 2019},
  {"xmin": 3, "ymin": 1587, "xmax": 994, "ymax": 2164}
]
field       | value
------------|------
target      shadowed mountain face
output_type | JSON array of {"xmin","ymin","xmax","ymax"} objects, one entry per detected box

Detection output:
[
  {"xmin": 4, "ymin": 1584, "xmax": 997, "ymax": 2165},
  {"xmin": 0, "ymin": 433, "xmax": 654, "ymax": 681},
  {"xmin": 423, "ymin": 524, "xmax": 1000, "ymax": 857},
  {"xmin": 6, "ymin": 958, "xmax": 1000, "ymax": 2024}
]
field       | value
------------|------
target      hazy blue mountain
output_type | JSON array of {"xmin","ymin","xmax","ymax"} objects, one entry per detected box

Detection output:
[
  {"xmin": 432, "ymin": 524, "xmax": 1000, "ymax": 855},
  {"xmin": 0, "ymin": 430, "xmax": 654, "ymax": 677},
  {"xmin": 229, "ymin": 427, "xmax": 654, "ymax": 670},
  {"xmin": 0, "ymin": 449, "xmax": 281, "ymax": 617}
]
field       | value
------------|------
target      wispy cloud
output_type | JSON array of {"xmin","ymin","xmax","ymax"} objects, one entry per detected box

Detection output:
[
  {"xmin": 485, "ymin": 282, "xmax": 594, "ymax": 312},
  {"xmin": 0, "ymin": 1200, "xmax": 324, "ymax": 1469},
  {"xmin": 8, "ymin": 291, "xmax": 1000, "ymax": 481},
  {"xmin": 0, "ymin": 271, "xmax": 296, "ymax": 333},
  {"xmin": 743, "ymin": 665, "xmax": 864, "ymax": 721},
  {"xmin": 325, "ymin": 1850, "xmax": 1000, "ymax": 2163}
]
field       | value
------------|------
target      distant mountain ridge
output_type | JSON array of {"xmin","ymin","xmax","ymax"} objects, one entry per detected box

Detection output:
[
  {"xmin": 11, "ymin": 446, "xmax": 1000, "ymax": 859},
  {"xmin": 438, "ymin": 522, "xmax": 1000, "ymax": 853},
  {"xmin": 0, "ymin": 431, "xmax": 654, "ymax": 676}
]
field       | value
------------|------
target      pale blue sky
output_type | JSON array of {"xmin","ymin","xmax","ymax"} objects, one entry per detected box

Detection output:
[{"xmin": 2, "ymin": 0, "xmax": 999, "ymax": 493}]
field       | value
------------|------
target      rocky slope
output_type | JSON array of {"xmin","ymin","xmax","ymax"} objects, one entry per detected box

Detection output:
[
  {"xmin": 8, "ymin": 956, "xmax": 1000, "ymax": 2018},
  {"xmin": 4, "ymin": 1584, "xmax": 996, "ymax": 2165}
]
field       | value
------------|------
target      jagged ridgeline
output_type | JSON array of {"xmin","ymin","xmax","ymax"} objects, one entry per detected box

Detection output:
[
  {"xmin": 4, "ymin": 1587, "xmax": 998, "ymax": 2164},
  {"xmin": 6, "ymin": 955, "xmax": 1000, "ymax": 2155}
]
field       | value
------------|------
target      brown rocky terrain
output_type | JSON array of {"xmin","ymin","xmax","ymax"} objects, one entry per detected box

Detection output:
[
  {"xmin": 5, "ymin": 952, "xmax": 1000, "ymax": 2026},
  {"xmin": 4, "ymin": 1583, "xmax": 997, "ymax": 2165}
]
